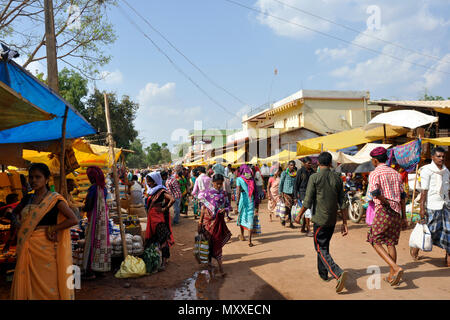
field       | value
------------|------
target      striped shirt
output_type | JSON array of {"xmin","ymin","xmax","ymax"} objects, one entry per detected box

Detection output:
[
  {"xmin": 368, "ymin": 164, "xmax": 404, "ymax": 214},
  {"xmin": 166, "ymin": 176, "xmax": 182, "ymax": 200}
]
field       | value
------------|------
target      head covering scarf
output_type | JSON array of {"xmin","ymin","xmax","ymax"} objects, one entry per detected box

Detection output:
[
  {"xmin": 146, "ymin": 171, "xmax": 167, "ymax": 195},
  {"xmin": 198, "ymin": 187, "xmax": 230, "ymax": 220},
  {"xmin": 87, "ymin": 166, "xmax": 106, "ymax": 189},
  {"xmin": 239, "ymin": 164, "xmax": 255, "ymax": 197},
  {"xmin": 212, "ymin": 163, "xmax": 225, "ymax": 177}
]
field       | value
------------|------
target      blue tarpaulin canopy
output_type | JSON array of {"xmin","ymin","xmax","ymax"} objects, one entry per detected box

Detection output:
[{"xmin": 0, "ymin": 59, "xmax": 96, "ymax": 143}]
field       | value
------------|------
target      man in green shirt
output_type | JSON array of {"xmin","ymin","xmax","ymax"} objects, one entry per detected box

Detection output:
[{"xmin": 295, "ymin": 152, "xmax": 349, "ymax": 293}]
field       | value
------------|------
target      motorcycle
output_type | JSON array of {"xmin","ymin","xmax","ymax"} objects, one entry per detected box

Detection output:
[{"xmin": 343, "ymin": 180, "xmax": 364, "ymax": 223}]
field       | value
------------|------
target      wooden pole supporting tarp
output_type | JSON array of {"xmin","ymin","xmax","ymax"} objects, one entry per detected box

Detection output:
[
  {"xmin": 104, "ymin": 93, "xmax": 128, "ymax": 258},
  {"xmin": 410, "ymin": 134, "xmax": 423, "ymax": 226},
  {"xmin": 58, "ymin": 105, "xmax": 69, "ymax": 198},
  {"xmin": 410, "ymin": 163, "xmax": 420, "ymax": 225}
]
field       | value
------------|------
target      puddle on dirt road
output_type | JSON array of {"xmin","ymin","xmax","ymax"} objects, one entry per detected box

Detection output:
[{"xmin": 173, "ymin": 269, "xmax": 223, "ymax": 300}]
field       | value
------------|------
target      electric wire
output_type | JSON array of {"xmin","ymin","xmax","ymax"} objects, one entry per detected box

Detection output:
[
  {"xmin": 117, "ymin": 3, "xmax": 239, "ymax": 119},
  {"xmin": 121, "ymin": 0, "xmax": 252, "ymax": 109},
  {"xmin": 271, "ymin": 0, "xmax": 450, "ymax": 65},
  {"xmin": 223, "ymin": 0, "xmax": 450, "ymax": 76}
]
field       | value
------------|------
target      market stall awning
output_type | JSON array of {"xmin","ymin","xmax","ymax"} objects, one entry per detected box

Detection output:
[
  {"xmin": 369, "ymin": 100, "xmax": 450, "ymax": 114},
  {"xmin": 0, "ymin": 81, "xmax": 55, "ymax": 131},
  {"xmin": 210, "ymin": 147, "xmax": 245, "ymax": 164},
  {"xmin": 297, "ymin": 126, "xmax": 408, "ymax": 157},
  {"xmin": 0, "ymin": 59, "xmax": 96, "ymax": 143},
  {"xmin": 365, "ymin": 110, "xmax": 438, "ymax": 130},
  {"xmin": 257, "ymin": 150, "xmax": 299, "ymax": 164},
  {"xmin": 23, "ymin": 141, "xmax": 122, "ymax": 175},
  {"xmin": 331, "ymin": 143, "xmax": 392, "ymax": 164},
  {"xmin": 422, "ymin": 137, "xmax": 450, "ymax": 146}
]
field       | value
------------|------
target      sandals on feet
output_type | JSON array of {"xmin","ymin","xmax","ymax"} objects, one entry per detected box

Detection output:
[
  {"xmin": 336, "ymin": 271, "xmax": 348, "ymax": 293},
  {"xmin": 390, "ymin": 270, "xmax": 404, "ymax": 286},
  {"xmin": 239, "ymin": 235, "xmax": 245, "ymax": 241},
  {"xmin": 410, "ymin": 248, "xmax": 420, "ymax": 261},
  {"xmin": 248, "ymin": 242, "xmax": 254, "ymax": 247},
  {"xmin": 383, "ymin": 276, "xmax": 393, "ymax": 284}
]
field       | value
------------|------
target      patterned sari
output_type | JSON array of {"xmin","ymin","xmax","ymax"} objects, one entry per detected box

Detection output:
[
  {"xmin": 267, "ymin": 176, "xmax": 281, "ymax": 213},
  {"xmin": 82, "ymin": 185, "xmax": 111, "ymax": 273},
  {"xmin": 11, "ymin": 192, "xmax": 74, "ymax": 300},
  {"xmin": 198, "ymin": 188, "xmax": 232, "ymax": 260}
]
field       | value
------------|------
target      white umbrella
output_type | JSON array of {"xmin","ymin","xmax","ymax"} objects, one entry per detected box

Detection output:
[{"xmin": 365, "ymin": 110, "xmax": 438, "ymax": 130}]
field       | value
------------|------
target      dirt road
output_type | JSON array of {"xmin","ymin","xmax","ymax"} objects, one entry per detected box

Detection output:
[{"xmin": 1, "ymin": 199, "xmax": 448, "ymax": 300}]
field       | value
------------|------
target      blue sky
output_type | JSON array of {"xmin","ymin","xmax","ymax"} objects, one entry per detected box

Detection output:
[{"xmin": 19, "ymin": 0, "xmax": 450, "ymax": 150}]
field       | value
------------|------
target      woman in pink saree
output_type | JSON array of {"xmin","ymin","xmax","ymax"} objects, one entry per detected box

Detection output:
[{"xmin": 267, "ymin": 168, "xmax": 282, "ymax": 222}]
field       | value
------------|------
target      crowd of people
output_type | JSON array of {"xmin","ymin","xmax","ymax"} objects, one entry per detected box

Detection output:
[{"xmin": 0, "ymin": 145, "xmax": 448, "ymax": 299}]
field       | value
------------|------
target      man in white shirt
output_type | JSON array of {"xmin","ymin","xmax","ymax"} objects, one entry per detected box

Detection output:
[
  {"xmin": 254, "ymin": 166, "xmax": 265, "ymax": 200},
  {"xmin": 411, "ymin": 147, "xmax": 450, "ymax": 266},
  {"xmin": 261, "ymin": 164, "xmax": 270, "ymax": 190},
  {"xmin": 224, "ymin": 164, "xmax": 231, "ymax": 178},
  {"xmin": 129, "ymin": 175, "xmax": 144, "ymax": 206}
]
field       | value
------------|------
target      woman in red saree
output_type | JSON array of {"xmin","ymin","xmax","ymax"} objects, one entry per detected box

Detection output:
[
  {"xmin": 145, "ymin": 171, "xmax": 175, "ymax": 270},
  {"xmin": 198, "ymin": 174, "xmax": 232, "ymax": 277}
]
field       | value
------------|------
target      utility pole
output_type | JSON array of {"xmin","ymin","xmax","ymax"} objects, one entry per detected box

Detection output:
[
  {"xmin": 104, "ymin": 93, "xmax": 128, "ymax": 258},
  {"xmin": 44, "ymin": 0, "xmax": 59, "ymax": 92}
]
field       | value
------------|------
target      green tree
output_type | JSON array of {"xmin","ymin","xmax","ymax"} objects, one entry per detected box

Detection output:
[
  {"xmin": 160, "ymin": 143, "xmax": 172, "ymax": 164},
  {"xmin": 175, "ymin": 142, "xmax": 190, "ymax": 158},
  {"xmin": 144, "ymin": 142, "xmax": 172, "ymax": 165},
  {"xmin": 35, "ymin": 67, "xmax": 88, "ymax": 115},
  {"xmin": 419, "ymin": 89, "xmax": 449, "ymax": 101},
  {"xmin": 58, "ymin": 68, "xmax": 89, "ymax": 114},
  {"xmin": 0, "ymin": 0, "xmax": 117, "ymax": 78},
  {"xmin": 84, "ymin": 89, "xmax": 139, "ymax": 149},
  {"xmin": 126, "ymin": 138, "xmax": 147, "ymax": 168},
  {"xmin": 145, "ymin": 143, "xmax": 162, "ymax": 165}
]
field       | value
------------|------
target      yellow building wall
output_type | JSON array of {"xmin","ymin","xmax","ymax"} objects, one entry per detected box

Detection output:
[{"xmin": 247, "ymin": 99, "xmax": 367, "ymax": 135}]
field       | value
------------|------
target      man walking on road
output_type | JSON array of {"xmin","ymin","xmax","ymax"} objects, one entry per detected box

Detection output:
[
  {"xmin": 295, "ymin": 157, "xmax": 315, "ymax": 236},
  {"xmin": 166, "ymin": 171, "xmax": 183, "ymax": 225},
  {"xmin": 279, "ymin": 160, "xmax": 297, "ymax": 228},
  {"xmin": 367, "ymin": 147, "xmax": 407, "ymax": 286},
  {"xmin": 295, "ymin": 152, "xmax": 349, "ymax": 293},
  {"xmin": 261, "ymin": 163, "xmax": 270, "ymax": 191},
  {"xmin": 410, "ymin": 147, "xmax": 450, "ymax": 266}
]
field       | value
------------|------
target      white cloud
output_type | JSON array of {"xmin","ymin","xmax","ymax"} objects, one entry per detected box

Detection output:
[
  {"xmin": 252, "ymin": 1, "xmax": 449, "ymax": 97},
  {"xmin": 100, "ymin": 69, "xmax": 123, "ymax": 85},
  {"xmin": 134, "ymin": 82, "xmax": 208, "ymax": 148},
  {"xmin": 307, "ymin": 2, "xmax": 450, "ymax": 97},
  {"xmin": 137, "ymin": 82, "xmax": 176, "ymax": 107},
  {"xmin": 254, "ymin": 0, "xmax": 339, "ymax": 39},
  {"xmin": 225, "ymin": 104, "xmax": 252, "ymax": 129}
]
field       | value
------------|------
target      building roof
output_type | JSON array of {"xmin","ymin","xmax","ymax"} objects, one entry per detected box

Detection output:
[
  {"xmin": 189, "ymin": 129, "xmax": 240, "ymax": 137},
  {"xmin": 245, "ymin": 89, "xmax": 370, "ymax": 123},
  {"xmin": 369, "ymin": 100, "xmax": 450, "ymax": 109},
  {"xmin": 273, "ymin": 89, "xmax": 369, "ymax": 109}
]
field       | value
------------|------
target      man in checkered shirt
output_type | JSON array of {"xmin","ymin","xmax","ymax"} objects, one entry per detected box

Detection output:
[
  {"xmin": 166, "ymin": 170, "xmax": 182, "ymax": 225},
  {"xmin": 367, "ymin": 147, "xmax": 407, "ymax": 287}
]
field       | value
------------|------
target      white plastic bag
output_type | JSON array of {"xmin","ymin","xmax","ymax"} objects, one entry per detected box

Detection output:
[{"xmin": 409, "ymin": 223, "xmax": 432, "ymax": 252}]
